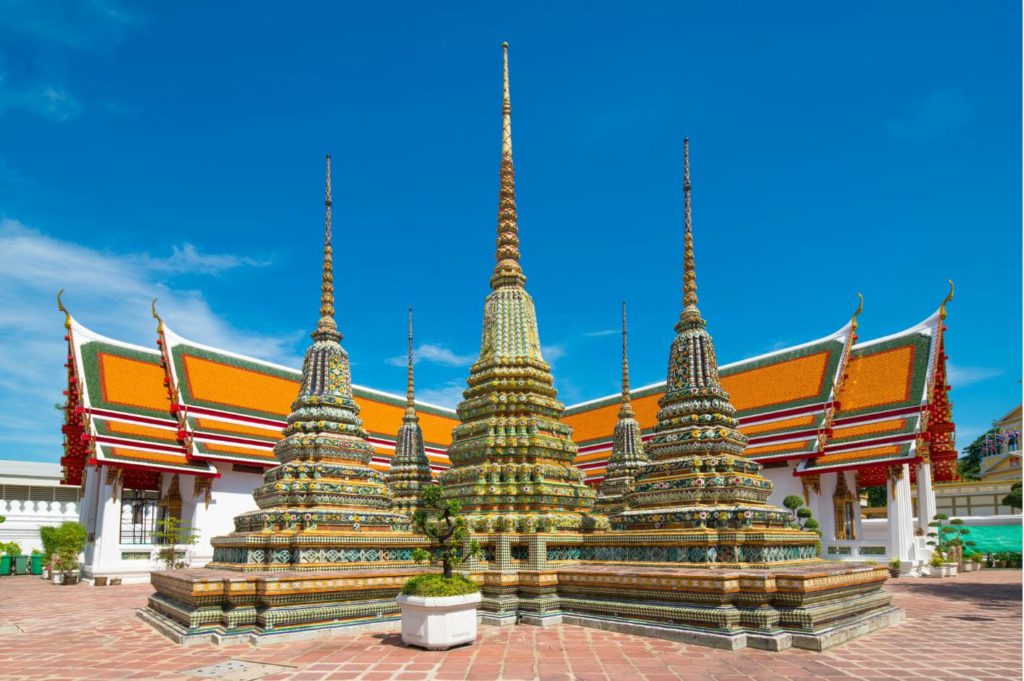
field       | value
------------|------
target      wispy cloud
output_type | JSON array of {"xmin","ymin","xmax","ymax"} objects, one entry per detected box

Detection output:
[
  {"xmin": 0, "ymin": 0, "xmax": 144, "ymax": 51},
  {"xmin": 887, "ymin": 89, "xmax": 973, "ymax": 142},
  {"xmin": 0, "ymin": 218, "xmax": 300, "ymax": 457},
  {"xmin": 947, "ymin": 362, "xmax": 1003, "ymax": 388},
  {"xmin": 386, "ymin": 343, "xmax": 476, "ymax": 368},
  {"xmin": 583, "ymin": 329, "xmax": 617, "ymax": 337},
  {"xmin": 417, "ymin": 380, "xmax": 465, "ymax": 409},
  {"xmin": 0, "ymin": 73, "xmax": 82, "ymax": 121},
  {"xmin": 144, "ymin": 243, "xmax": 272, "ymax": 275},
  {"xmin": 542, "ymin": 344, "xmax": 567, "ymax": 365}
]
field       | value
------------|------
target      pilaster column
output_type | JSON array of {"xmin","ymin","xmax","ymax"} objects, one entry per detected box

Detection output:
[
  {"xmin": 915, "ymin": 461, "xmax": 936, "ymax": 535},
  {"xmin": 886, "ymin": 464, "xmax": 914, "ymax": 561}
]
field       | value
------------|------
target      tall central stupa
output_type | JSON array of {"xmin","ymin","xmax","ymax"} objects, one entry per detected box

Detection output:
[{"xmin": 439, "ymin": 44, "xmax": 605, "ymax": 533}]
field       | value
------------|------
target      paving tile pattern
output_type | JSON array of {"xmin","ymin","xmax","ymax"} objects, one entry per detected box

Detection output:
[{"xmin": 0, "ymin": 570, "xmax": 1020, "ymax": 681}]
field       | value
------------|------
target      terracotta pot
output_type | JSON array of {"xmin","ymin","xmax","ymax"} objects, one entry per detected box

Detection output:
[
  {"xmin": 888, "ymin": 568, "xmax": 900, "ymax": 578},
  {"xmin": 94, "ymin": 576, "xmax": 108, "ymax": 586}
]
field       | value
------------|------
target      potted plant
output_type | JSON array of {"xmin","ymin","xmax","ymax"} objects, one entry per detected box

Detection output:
[
  {"xmin": 397, "ymin": 485, "xmax": 482, "ymax": 650},
  {"xmin": 888, "ymin": 558, "xmax": 902, "ymax": 578},
  {"xmin": 51, "ymin": 521, "xmax": 86, "ymax": 585},
  {"xmin": 94, "ymin": 576, "xmax": 108, "ymax": 586},
  {"xmin": 926, "ymin": 553, "xmax": 948, "ymax": 577},
  {"xmin": 109, "ymin": 576, "xmax": 122, "ymax": 585}
]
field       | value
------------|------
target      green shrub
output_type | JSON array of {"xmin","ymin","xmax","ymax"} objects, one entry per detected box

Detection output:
[
  {"xmin": 401, "ymin": 573, "xmax": 479, "ymax": 597},
  {"xmin": 3, "ymin": 542, "xmax": 21, "ymax": 556},
  {"xmin": 889, "ymin": 558, "xmax": 902, "ymax": 570},
  {"xmin": 803, "ymin": 518, "xmax": 820, "ymax": 531},
  {"xmin": 410, "ymin": 485, "xmax": 481, "ymax": 578},
  {"xmin": 930, "ymin": 554, "xmax": 944, "ymax": 568},
  {"xmin": 782, "ymin": 495, "xmax": 804, "ymax": 511}
]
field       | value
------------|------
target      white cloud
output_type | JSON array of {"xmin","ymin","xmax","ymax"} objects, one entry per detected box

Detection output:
[
  {"xmin": 0, "ymin": 73, "xmax": 82, "ymax": 121},
  {"xmin": 0, "ymin": 218, "xmax": 300, "ymax": 458},
  {"xmin": 386, "ymin": 343, "xmax": 476, "ymax": 368},
  {"xmin": 947, "ymin": 363, "xmax": 1003, "ymax": 388},
  {"xmin": 542, "ymin": 344, "xmax": 567, "ymax": 366},
  {"xmin": 417, "ymin": 381, "xmax": 465, "ymax": 409},
  {"xmin": 583, "ymin": 329, "xmax": 617, "ymax": 337}
]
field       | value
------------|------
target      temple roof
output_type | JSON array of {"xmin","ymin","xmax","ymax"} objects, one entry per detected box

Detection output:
[
  {"xmin": 65, "ymin": 317, "xmax": 216, "ymax": 478},
  {"xmin": 156, "ymin": 321, "xmax": 459, "ymax": 475}
]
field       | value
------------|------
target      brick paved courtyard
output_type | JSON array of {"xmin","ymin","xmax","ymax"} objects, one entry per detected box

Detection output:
[{"xmin": 0, "ymin": 570, "xmax": 1020, "ymax": 681}]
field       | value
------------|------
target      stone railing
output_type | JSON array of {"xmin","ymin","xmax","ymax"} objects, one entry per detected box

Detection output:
[{"xmin": 0, "ymin": 499, "xmax": 79, "ymax": 517}]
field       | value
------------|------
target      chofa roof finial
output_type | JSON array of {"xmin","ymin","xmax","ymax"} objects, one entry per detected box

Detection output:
[
  {"xmin": 151, "ymin": 298, "xmax": 164, "ymax": 333},
  {"xmin": 851, "ymin": 292, "xmax": 864, "ymax": 332},
  {"xmin": 56, "ymin": 289, "xmax": 71, "ymax": 330},
  {"xmin": 939, "ymin": 279, "xmax": 954, "ymax": 320}
]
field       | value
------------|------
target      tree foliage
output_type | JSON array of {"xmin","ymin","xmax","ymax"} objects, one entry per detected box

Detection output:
[
  {"xmin": 410, "ymin": 485, "xmax": 481, "ymax": 579},
  {"xmin": 958, "ymin": 428, "xmax": 998, "ymax": 481},
  {"xmin": 1002, "ymin": 482, "xmax": 1022, "ymax": 511},
  {"xmin": 151, "ymin": 517, "xmax": 199, "ymax": 570}
]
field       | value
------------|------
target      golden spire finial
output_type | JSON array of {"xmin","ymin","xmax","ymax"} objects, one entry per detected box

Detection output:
[
  {"xmin": 490, "ymin": 41, "xmax": 525, "ymax": 290},
  {"xmin": 314, "ymin": 154, "xmax": 341, "ymax": 341},
  {"xmin": 502, "ymin": 41, "xmax": 512, "ymax": 158},
  {"xmin": 851, "ymin": 292, "xmax": 864, "ymax": 332},
  {"xmin": 56, "ymin": 289, "xmax": 71, "ymax": 330},
  {"xmin": 406, "ymin": 306, "xmax": 416, "ymax": 414},
  {"xmin": 621, "ymin": 301, "xmax": 633, "ymax": 410},
  {"xmin": 682, "ymin": 138, "xmax": 698, "ymax": 312},
  {"xmin": 939, "ymin": 279, "xmax": 954, "ymax": 320},
  {"xmin": 151, "ymin": 298, "xmax": 164, "ymax": 333}
]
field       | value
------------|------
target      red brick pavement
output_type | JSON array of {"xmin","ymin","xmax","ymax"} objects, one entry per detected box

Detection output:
[{"xmin": 0, "ymin": 570, "xmax": 1019, "ymax": 681}]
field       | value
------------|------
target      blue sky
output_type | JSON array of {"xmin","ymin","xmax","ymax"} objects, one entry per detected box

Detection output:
[{"xmin": 0, "ymin": 1, "xmax": 1019, "ymax": 463}]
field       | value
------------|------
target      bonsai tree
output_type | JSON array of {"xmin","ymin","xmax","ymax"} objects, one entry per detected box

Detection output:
[
  {"xmin": 782, "ymin": 495, "xmax": 820, "ymax": 532},
  {"xmin": 926, "ymin": 514, "xmax": 975, "ymax": 563},
  {"xmin": 151, "ymin": 517, "xmax": 199, "ymax": 570},
  {"xmin": 404, "ymin": 485, "xmax": 481, "ymax": 597}
]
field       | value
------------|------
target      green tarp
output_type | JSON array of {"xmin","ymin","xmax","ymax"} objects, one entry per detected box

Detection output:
[{"xmin": 951, "ymin": 524, "xmax": 1023, "ymax": 554}]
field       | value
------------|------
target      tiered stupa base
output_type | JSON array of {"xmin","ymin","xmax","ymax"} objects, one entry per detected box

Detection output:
[{"xmin": 141, "ymin": 529, "xmax": 901, "ymax": 651}]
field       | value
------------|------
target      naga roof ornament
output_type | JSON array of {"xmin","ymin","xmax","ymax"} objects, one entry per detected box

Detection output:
[
  {"xmin": 440, "ymin": 43, "xmax": 605, "ymax": 533},
  {"xmin": 595, "ymin": 302, "xmax": 649, "ymax": 514},
  {"xmin": 385, "ymin": 307, "xmax": 436, "ymax": 514}
]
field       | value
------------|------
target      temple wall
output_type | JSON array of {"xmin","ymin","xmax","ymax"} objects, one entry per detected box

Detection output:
[{"xmin": 186, "ymin": 468, "xmax": 260, "ymax": 565}]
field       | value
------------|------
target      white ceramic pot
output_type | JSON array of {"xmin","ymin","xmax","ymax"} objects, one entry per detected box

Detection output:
[{"xmin": 397, "ymin": 592, "xmax": 481, "ymax": 650}]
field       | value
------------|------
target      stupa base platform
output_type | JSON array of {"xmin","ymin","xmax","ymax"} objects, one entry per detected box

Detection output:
[
  {"xmin": 140, "ymin": 566, "xmax": 429, "ymax": 645},
  {"xmin": 140, "ymin": 560, "xmax": 900, "ymax": 650}
]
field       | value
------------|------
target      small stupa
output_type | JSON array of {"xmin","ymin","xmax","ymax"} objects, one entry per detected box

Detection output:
[
  {"xmin": 613, "ymin": 140, "xmax": 799, "ymax": 540},
  {"xmin": 385, "ymin": 308, "xmax": 436, "ymax": 515},
  {"xmin": 594, "ymin": 302, "xmax": 649, "ymax": 515},
  {"xmin": 214, "ymin": 154, "xmax": 410, "ymax": 566}
]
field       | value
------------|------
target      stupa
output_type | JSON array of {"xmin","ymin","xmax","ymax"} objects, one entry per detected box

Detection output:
[
  {"xmin": 140, "ymin": 156, "xmax": 429, "ymax": 643},
  {"xmin": 594, "ymin": 303, "xmax": 649, "ymax": 514},
  {"xmin": 385, "ymin": 308, "xmax": 436, "ymax": 515},
  {"xmin": 439, "ymin": 43, "xmax": 605, "ymax": 535},
  {"xmin": 611, "ymin": 140, "xmax": 796, "ymax": 540},
  {"xmin": 140, "ymin": 45, "xmax": 903, "ymax": 651}
]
